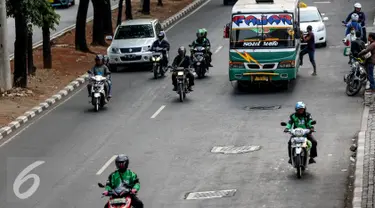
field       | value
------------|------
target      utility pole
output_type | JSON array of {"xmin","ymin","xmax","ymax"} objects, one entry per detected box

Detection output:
[{"xmin": 0, "ymin": 0, "xmax": 12, "ymax": 90}]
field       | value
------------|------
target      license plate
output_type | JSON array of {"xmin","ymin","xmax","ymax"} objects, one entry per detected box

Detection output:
[
  {"xmin": 124, "ymin": 54, "xmax": 135, "ymax": 58},
  {"xmin": 253, "ymin": 76, "xmax": 269, "ymax": 81}
]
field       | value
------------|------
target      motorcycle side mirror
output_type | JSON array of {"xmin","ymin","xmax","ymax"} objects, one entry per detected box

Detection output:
[
  {"xmin": 341, "ymin": 20, "xmax": 346, "ymax": 24},
  {"xmin": 188, "ymin": 44, "xmax": 192, "ymax": 47},
  {"xmin": 311, "ymin": 120, "xmax": 317, "ymax": 125},
  {"xmin": 87, "ymin": 70, "xmax": 92, "ymax": 74},
  {"xmin": 98, "ymin": 182, "xmax": 105, "ymax": 188},
  {"xmin": 280, "ymin": 122, "xmax": 287, "ymax": 126}
]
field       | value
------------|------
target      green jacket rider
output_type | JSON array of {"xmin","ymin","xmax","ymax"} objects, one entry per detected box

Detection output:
[
  {"xmin": 102, "ymin": 155, "xmax": 143, "ymax": 208},
  {"xmin": 190, "ymin": 29, "xmax": 213, "ymax": 67},
  {"xmin": 284, "ymin": 101, "xmax": 318, "ymax": 164}
]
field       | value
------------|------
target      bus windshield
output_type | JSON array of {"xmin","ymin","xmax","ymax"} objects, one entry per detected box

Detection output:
[{"xmin": 230, "ymin": 13, "xmax": 295, "ymax": 49}]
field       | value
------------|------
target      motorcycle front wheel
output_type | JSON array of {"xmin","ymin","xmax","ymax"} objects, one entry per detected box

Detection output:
[
  {"xmin": 295, "ymin": 156, "xmax": 302, "ymax": 178},
  {"xmin": 153, "ymin": 64, "xmax": 158, "ymax": 79},
  {"xmin": 346, "ymin": 79, "xmax": 362, "ymax": 96},
  {"xmin": 94, "ymin": 98, "xmax": 99, "ymax": 112},
  {"xmin": 178, "ymin": 83, "xmax": 184, "ymax": 102}
]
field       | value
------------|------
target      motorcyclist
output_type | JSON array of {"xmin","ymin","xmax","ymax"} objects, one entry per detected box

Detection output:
[
  {"xmin": 344, "ymin": 13, "xmax": 362, "ymax": 38},
  {"xmin": 284, "ymin": 101, "xmax": 317, "ymax": 164},
  {"xmin": 87, "ymin": 54, "xmax": 112, "ymax": 98},
  {"xmin": 102, "ymin": 154, "xmax": 144, "ymax": 208},
  {"xmin": 171, "ymin": 46, "xmax": 195, "ymax": 91},
  {"xmin": 344, "ymin": 3, "xmax": 367, "ymax": 42},
  {"xmin": 201, "ymin": 28, "xmax": 213, "ymax": 67},
  {"xmin": 190, "ymin": 29, "xmax": 212, "ymax": 68},
  {"xmin": 150, "ymin": 31, "xmax": 170, "ymax": 69},
  {"xmin": 351, "ymin": 31, "xmax": 366, "ymax": 58}
]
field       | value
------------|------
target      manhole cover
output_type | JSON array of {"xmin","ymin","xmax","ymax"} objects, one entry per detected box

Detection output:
[
  {"xmin": 185, "ymin": 189, "xmax": 237, "ymax": 200},
  {"xmin": 244, "ymin": 105, "xmax": 281, "ymax": 111},
  {"xmin": 211, "ymin": 145, "xmax": 261, "ymax": 154}
]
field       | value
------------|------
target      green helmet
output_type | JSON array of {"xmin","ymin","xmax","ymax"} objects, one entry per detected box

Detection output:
[{"xmin": 196, "ymin": 29, "xmax": 204, "ymax": 38}]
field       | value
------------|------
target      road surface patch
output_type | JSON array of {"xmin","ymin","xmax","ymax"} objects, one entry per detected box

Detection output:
[{"xmin": 211, "ymin": 145, "xmax": 261, "ymax": 154}]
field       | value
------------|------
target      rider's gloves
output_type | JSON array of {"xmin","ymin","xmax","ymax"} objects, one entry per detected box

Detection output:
[
  {"xmin": 102, "ymin": 191, "xmax": 109, "ymax": 196},
  {"xmin": 283, "ymin": 128, "xmax": 289, "ymax": 132},
  {"xmin": 131, "ymin": 189, "xmax": 137, "ymax": 194}
]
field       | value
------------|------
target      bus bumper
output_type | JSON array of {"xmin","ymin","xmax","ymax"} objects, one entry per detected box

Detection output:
[{"xmin": 229, "ymin": 68, "xmax": 297, "ymax": 82}]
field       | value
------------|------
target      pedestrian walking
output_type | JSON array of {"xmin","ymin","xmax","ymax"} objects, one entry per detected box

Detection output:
[{"xmin": 300, "ymin": 25, "xmax": 317, "ymax": 76}]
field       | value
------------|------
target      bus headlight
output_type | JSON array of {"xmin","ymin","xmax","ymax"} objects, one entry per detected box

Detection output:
[{"xmin": 278, "ymin": 60, "xmax": 295, "ymax": 68}]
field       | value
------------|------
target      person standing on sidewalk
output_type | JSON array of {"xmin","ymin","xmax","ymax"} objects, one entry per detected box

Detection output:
[
  {"xmin": 358, "ymin": 33, "xmax": 375, "ymax": 92},
  {"xmin": 299, "ymin": 25, "xmax": 317, "ymax": 76}
]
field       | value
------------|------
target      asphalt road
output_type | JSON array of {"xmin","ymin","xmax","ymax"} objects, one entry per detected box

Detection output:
[
  {"xmin": 6, "ymin": 0, "xmax": 119, "ymax": 56},
  {"xmin": 0, "ymin": 0, "xmax": 372, "ymax": 207}
]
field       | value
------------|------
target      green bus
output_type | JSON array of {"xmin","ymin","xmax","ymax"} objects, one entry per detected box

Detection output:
[{"xmin": 223, "ymin": 0, "xmax": 302, "ymax": 90}]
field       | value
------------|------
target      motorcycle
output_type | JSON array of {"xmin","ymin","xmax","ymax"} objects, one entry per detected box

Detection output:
[
  {"xmin": 343, "ymin": 56, "xmax": 367, "ymax": 96},
  {"xmin": 88, "ymin": 72, "xmax": 108, "ymax": 112},
  {"xmin": 190, "ymin": 45, "xmax": 208, "ymax": 78},
  {"xmin": 172, "ymin": 66, "xmax": 190, "ymax": 102},
  {"xmin": 151, "ymin": 47, "xmax": 168, "ymax": 79},
  {"xmin": 280, "ymin": 120, "xmax": 316, "ymax": 179},
  {"xmin": 98, "ymin": 182, "xmax": 134, "ymax": 208}
]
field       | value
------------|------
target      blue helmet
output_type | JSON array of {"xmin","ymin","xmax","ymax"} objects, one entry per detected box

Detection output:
[{"xmin": 295, "ymin": 101, "xmax": 306, "ymax": 111}]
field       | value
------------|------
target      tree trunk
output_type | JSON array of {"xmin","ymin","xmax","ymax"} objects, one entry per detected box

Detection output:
[
  {"xmin": 142, "ymin": 0, "xmax": 150, "ymax": 14},
  {"xmin": 157, "ymin": 0, "xmax": 163, "ymax": 6},
  {"xmin": 13, "ymin": 10, "xmax": 28, "ymax": 88},
  {"xmin": 75, "ymin": 0, "xmax": 90, "ymax": 51},
  {"xmin": 91, "ymin": 0, "xmax": 106, "ymax": 45},
  {"xmin": 117, "ymin": 0, "xmax": 124, "ymax": 26},
  {"xmin": 125, "ymin": 0, "xmax": 133, "ymax": 20},
  {"xmin": 27, "ymin": 25, "xmax": 35, "ymax": 75},
  {"xmin": 103, "ymin": 0, "xmax": 113, "ymax": 35},
  {"xmin": 42, "ymin": 22, "xmax": 52, "ymax": 69}
]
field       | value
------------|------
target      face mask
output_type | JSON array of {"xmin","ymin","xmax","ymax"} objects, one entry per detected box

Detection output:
[{"xmin": 350, "ymin": 30, "xmax": 355, "ymax": 35}]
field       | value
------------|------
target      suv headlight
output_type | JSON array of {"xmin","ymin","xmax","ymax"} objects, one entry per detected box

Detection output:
[
  {"xmin": 142, "ymin": 45, "xmax": 151, "ymax": 52},
  {"xmin": 317, "ymin": 25, "xmax": 325, "ymax": 32},
  {"xmin": 110, "ymin": 47, "xmax": 120, "ymax": 54}
]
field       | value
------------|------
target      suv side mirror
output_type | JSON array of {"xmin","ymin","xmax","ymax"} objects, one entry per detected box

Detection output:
[
  {"xmin": 105, "ymin": 36, "xmax": 113, "ymax": 41},
  {"xmin": 223, "ymin": 23, "xmax": 230, "ymax": 38}
]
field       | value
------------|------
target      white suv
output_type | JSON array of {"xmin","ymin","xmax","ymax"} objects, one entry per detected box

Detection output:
[{"xmin": 106, "ymin": 19, "xmax": 167, "ymax": 72}]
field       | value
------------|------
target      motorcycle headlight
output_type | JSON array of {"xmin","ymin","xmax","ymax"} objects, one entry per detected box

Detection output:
[
  {"xmin": 156, "ymin": 57, "xmax": 161, "ymax": 61},
  {"xmin": 151, "ymin": 57, "xmax": 156, "ymax": 61},
  {"xmin": 293, "ymin": 129, "xmax": 304, "ymax": 137},
  {"xmin": 196, "ymin": 62, "xmax": 201, "ymax": 66},
  {"xmin": 177, "ymin": 71, "xmax": 184, "ymax": 76}
]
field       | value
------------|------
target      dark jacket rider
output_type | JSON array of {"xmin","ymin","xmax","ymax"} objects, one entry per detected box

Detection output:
[
  {"xmin": 190, "ymin": 29, "xmax": 213, "ymax": 67},
  {"xmin": 171, "ymin": 46, "xmax": 195, "ymax": 91},
  {"xmin": 102, "ymin": 155, "xmax": 144, "ymax": 208},
  {"xmin": 284, "ymin": 101, "xmax": 318, "ymax": 164},
  {"xmin": 87, "ymin": 55, "xmax": 112, "ymax": 98},
  {"xmin": 150, "ymin": 31, "xmax": 170, "ymax": 67},
  {"xmin": 344, "ymin": 3, "xmax": 367, "ymax": 42},
  {"xmin": 351, "ymin": 31, "xmax": 366, "ymax": 57}
]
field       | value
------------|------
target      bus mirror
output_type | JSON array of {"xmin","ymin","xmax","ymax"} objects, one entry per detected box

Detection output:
[{"xmin": 223, "ymin": 23, "xmax": 230, "ymax": 39}]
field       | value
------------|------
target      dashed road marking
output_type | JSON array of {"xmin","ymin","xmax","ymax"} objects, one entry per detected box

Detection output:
[
  {"xmin": 151, "ymin": 105, "xmax": 166, "ymax": 119},
  {"xmin": 96, "ymin": 155, "xmax": 117, "ymax": 175},
  {"xmin": 185, "ymin": 189, "xmax": 237, "ymax": 200},
  {"xmin": 211, "ymin": 145, "xmax": 261, "ymax": 154},
  {"xmin": 214, "ymin": 46, "xmax": 223, "ymax": 54},
  {"xmin": 313, "ymin": 1, "xmax": 331, "ymax": 3}
]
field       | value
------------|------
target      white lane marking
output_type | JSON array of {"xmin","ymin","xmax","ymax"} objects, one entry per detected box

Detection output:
[
  {"xmin": 0, "ymin": 0, "xmax": 210, "ymax": 147},
  {"xmin": 96, "ymin": 155, "xmax": 117, "ymax": 175},
  {"xmin": 214, "ymin": 46, "xmax": 223, "ymax": 54},
  {"xmin": 151, "ymin": 105, "xmax": 166, "ymax": 119},
  {"xmin": 313, "ymin": 1, "xmax": 330, "ymax": 3},
  {"xmin": 0, "ymin": 86, "xmax": 85, "ymax": 148},
  {"xmin": 164, "ymin": 0, "xmax": 212, "ymax": 32}
]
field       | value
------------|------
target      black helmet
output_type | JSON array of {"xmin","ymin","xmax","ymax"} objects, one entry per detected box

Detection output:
[
  {"xmin": 95, "ymin": 54, "xmax": 104, "ymax": 61},
  {"xmin": 178, "ymin": 46, "xmax": 186, "ymax": 56},
  {"xmin": 157, "ymin": 31, "xmax": 165, "ymax": 40},
  {"xmin": 307, "ymin": 25, "xmax": 312, "ymax": 31},
  {"xmin": 115, "ymin": 154, "xmax": 129, "ymax": 172}
]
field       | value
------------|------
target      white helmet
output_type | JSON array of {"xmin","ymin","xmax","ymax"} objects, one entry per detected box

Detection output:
[
  {"xmin": 354, "ymin": 2, "xmax": 361, "ymax": 9},
  {"xmin": 351, "ymin": 13, "xmax": 359, "ymax": 21}
]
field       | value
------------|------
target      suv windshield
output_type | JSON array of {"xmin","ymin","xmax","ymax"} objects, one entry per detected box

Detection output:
[
  {"xmin": 230, "ymin": 13, "xmax": 295, "ymax": 49},
  {"xmin": 300, "ymin": 10, "xmax": 321, "ymax": 22},
  {"xmin": 114, "ymin": 24, "xmax": 154, "ymax": 39}
]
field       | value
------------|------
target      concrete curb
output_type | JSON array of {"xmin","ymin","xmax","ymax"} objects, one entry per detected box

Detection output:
[
  {"xmin": 352, "ymin": 104, "xmax": 369, "ymax": 208},
  {"xmin": 0, "ymin": 0, "xmax": 208, "ymax": 139}
]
